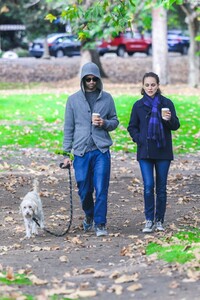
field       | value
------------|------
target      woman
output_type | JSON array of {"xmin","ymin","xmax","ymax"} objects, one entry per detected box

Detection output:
[{"xmin": 127, "ymin": 72, "xmax": 180, "ymax": 233}]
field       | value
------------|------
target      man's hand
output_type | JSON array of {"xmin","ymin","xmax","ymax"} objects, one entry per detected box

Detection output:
[
  {"xmin": 93, "ymin": 118, "xmax": 104, "ymax": 127},
  {"xmin": 63, "ymin": 157, "xmax": 72, "ymax": 167}
]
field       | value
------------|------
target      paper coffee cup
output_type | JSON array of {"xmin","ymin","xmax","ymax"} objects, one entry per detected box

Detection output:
[
  {"xmin": 92, "ymin": 113, "xmax": 100, "ymax": 125},
  {"xmin": 161, "ymin": 108, "xmax": 169, "ymax": 118}
]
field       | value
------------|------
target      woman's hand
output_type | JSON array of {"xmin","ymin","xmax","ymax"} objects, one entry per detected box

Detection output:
[{"xmin": 162, "ymin": 111, "xmax": 171, "ymax": 121}]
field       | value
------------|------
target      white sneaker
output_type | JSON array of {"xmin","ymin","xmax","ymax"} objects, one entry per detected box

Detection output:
[
  {"xmin": 95, "ymin": 225, "xmax": 108, "ymax": 237},
  {"xmin": 142, "ymin": 220, "xmax": 154, "ymax": 233},
  {"xmin": 155, "ymin": 221, "xmax": 164, "ymax": 231}
]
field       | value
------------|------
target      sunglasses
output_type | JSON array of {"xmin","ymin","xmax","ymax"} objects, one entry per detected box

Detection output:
[{"xmin": 85, "ymin": 77, "xmax": 98, "ymax": 83}]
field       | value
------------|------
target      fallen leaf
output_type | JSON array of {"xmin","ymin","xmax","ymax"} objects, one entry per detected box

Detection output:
[
  {"xmin": 94, "ymin": 270, "xmax": 106, "ymax": 278},
  {"xmin": 169, "ymin": 280, "xmax": 179, "ymax": 289},
  {"xmin": 75, "ymin": 290, "xmax": 97, "ymax": 297},
  {"xmin": 28, "ymin": 275, "xmax": 48, "ymax": 285},
  {"xmin": 115, "ymin": 273, "xmax": 139, "ymax": 284},
  {"xmin": 109, "ymin": 270, "xmax": 120, "ymax": 279},
  {"xmin": 6, "ymin": 266, "xmax": 14, "ymax": 280},
  {"xmin": 107, "ymin": 284, "xmax": 123, "ymax": 295},
  {"xmin": 4, "ymin": 216, "xmax": 14, "ymax": 222},
  {"xmin": 59, "ymin": 256, "xmax": 69, "ymax": 263},
  {"xmin": 79, "ymin": 268, "xmax": 96, "ymax": 274},
  {"xmin": 127, "ymin": 283, "xmax": 142, "ymax": 291}
]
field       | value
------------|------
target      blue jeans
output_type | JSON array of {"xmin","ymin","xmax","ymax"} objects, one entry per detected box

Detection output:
[
  {"xmin": 139, "ymin": 159, "xmax": 171, "ymax": 223},
  {"xmin": 73, "ymin": 149, "xmax": 111, "ymax": 226}
]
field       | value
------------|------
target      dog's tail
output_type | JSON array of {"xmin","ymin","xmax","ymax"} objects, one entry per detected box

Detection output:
[{"xmin": 33, "ymin": 179, "xmax": 39, "ymax": 193}]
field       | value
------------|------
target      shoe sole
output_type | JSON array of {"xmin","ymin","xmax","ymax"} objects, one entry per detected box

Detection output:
[
  {"xmin": 142, "ymin": 226, "xmax": 155, "ymax": 233},
  {"xmin": 84, "ymin": 227, "xmax": 93, "ymax": 232},
  {"xmin": 96, "ymin": 232, "xmax": 108, "ymax": 237},
  {"xmin": 155, "ymin": 227, "xmax": 164, "ymax": 231}
]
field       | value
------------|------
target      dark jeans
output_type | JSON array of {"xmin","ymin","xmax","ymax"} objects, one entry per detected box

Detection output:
[
  {"xmin": 73, "ymin": 149, "xmax": 111, "ymax": 226},
  {"xmin": 139, "ymin": 159, "xmax": 171, "ymax": 223}
]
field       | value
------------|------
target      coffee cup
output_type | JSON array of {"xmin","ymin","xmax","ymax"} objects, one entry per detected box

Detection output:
[
  {"xmin": 161, "ymin": 108, "xmax": 170, "ymax": 118},
  {"xmin": 92, "ymin": 113, "xmax": 100, "ymax": 125}
]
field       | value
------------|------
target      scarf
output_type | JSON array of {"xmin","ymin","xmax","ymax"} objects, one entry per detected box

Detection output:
[{"xmin": 143, "ymin": 93, "xmax": 166, "ymax": 148}]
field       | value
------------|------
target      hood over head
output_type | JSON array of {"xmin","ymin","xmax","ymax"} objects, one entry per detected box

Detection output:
[{"xmin": 80, "ymin": 62, "xmax": 102, "ymax": 92}]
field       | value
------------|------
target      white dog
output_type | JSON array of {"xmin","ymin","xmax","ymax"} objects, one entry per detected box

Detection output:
[{"xmin": 20, "ymin": 179, "xmax": 44, "ymax": 238}]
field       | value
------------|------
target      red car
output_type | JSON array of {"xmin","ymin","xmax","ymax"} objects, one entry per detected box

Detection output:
[{"xmin": 97, "ymin": 30, "xmax": 152, "ymax": 57}]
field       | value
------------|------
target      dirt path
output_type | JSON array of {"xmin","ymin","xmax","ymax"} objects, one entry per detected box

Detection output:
[
  {"xmin": 0, "ymin": 73, "xmax": 200, "ymax": 298},
  {"xmin": 0, "ymin": 147, "xmax": 200, "ymax": 299}
]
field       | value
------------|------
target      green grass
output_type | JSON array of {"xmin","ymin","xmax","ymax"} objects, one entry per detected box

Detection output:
[
  {"xmin": 0, "ymin": 272, "xmax": 32, "ymax": 285},
  {"xmin": 0, "ymin": 82, "xmax": 42, "ymax": 90},
  {"xmin": 146, "ymin": 242, "xmax": 195, "ymax": 264},
  {"xmin": 0, "ymin": 296, "xmax": 34, "ymax": 300},
  {"xmin": 0, "ymin": 93, "xmax": 199, "ymax": 153},
  {"xmin": 146, "ymin": 228, "xmax": 200, "ymax": 264},
  {"xmin": 0, "ymin": 271, "xmax": 77, "ymax": 299}
]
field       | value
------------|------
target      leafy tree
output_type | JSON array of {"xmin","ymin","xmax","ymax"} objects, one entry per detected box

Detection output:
[
  {"xmin": 0, "ymin": 0, "xmax": 64, "ymax": 51},
  {"xmin": 46, "ymin": 0, "xmax": 199, "ymax": 86},
  {"xmin": 46, "ymin": 0, "xmax": 153, "ymax": 76}
]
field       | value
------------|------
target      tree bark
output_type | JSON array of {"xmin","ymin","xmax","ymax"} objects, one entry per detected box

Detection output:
[
  {"xmin": 187, "ymin": 19, "xmax": 200, "ymax": 87},
  {"xmin": 181, "ymin": 4, "xmax": 200, "ymax": 88},
  {"xmin": 42, "ymin": 37, "xmax": 50, "ymax": 59},
  {"xmin": 152, "ymin": 6, "xmax": 168, "ymax": 85},
  {"xmin": 80, "ymin": 48, "xmax": 108, "ymax": 78}
]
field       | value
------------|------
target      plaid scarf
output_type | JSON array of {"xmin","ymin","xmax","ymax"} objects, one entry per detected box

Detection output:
[{"xmin": 144, "ymin": 93, "xmax": 166, "ymax": 148}]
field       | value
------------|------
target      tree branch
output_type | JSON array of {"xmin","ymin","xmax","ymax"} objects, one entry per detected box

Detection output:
[{"xmin": 24, "ymin": 0, "xmax": 41, "ymax": 8}]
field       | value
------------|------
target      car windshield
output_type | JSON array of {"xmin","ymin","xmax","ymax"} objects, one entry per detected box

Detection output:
[{"xmin": 48, "ymin": 35, "xmax": 63, "ymax": 42}]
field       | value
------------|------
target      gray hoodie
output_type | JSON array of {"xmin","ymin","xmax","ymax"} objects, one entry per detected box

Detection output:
[{"xmin": 63, "ymin": 62, "xmax": 119, "ymax": 156}]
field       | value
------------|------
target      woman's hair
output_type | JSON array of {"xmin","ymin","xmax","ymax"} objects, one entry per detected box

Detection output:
[{"xmin": 141, "ymin": 72, "xmax": 162, "ymax": 95}]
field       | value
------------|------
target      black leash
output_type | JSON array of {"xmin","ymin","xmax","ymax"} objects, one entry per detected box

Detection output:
[{"xmin": 33, "ymin": 163, "xmax": 73, "ymax": 237}]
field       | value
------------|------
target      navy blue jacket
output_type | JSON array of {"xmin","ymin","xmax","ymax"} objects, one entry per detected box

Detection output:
[{"xmin": 127, "ymin": 94, "xmax": 180, "ymax": 161}]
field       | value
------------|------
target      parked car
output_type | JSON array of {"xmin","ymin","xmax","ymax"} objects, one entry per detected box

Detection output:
[
  {"xmin": 97, "ymin": 29, "xmax": 190, "ymax": 57},
  {"xmin": 97, "ymin": 30, "xmax": 152, "ymax": 57},
  {"xmin": 29, "ymin": 33, "xmax": 81, "ymax": 58},
  {"xmin": 167, "ymin": 30, "xmax": 190, "ymax": 55}
]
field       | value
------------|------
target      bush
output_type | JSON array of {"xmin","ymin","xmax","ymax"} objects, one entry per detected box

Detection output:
[{"xmin": 14, "ymin": 48, "xmax": 29, "ymax": 57}]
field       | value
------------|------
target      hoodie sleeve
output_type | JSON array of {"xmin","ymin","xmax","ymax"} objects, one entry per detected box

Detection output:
[{"xmin": 63, "ymin": 97, "xmax": 75, "ymax": 154}]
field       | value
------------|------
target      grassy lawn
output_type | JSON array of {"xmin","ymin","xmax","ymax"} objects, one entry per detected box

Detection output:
[
  {"xmin": 0, "ymin": 93, "xmax": 199, "ymax": 154},
  {"xmin": 146, "ymin": 227, "xmax": 200, "ymax": 264}
]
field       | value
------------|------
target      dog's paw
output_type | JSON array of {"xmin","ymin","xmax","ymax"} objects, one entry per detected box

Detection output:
[{"xmin": 32, "ymin": 229, "xmax": 38, "ymax": 235}]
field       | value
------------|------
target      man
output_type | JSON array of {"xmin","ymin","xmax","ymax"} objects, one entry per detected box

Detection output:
[{"xmin": 63, "ymin": 62, "xmax": 119, "ymax": 237}]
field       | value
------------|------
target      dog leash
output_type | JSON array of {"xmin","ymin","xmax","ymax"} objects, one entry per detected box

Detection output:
[{"xmin": 33, "ymin": 163, "xmax": 73, "ymax": 237}]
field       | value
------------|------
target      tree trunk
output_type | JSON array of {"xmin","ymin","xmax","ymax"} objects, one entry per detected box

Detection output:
[
  {"xmin": 180, "ymin": 4, "xmax": 200, "ymax": 87},
  {"xmin": 188, "ymin": 20, "xmax": 199, "ymax": 87},
  {"xmin": 152, "ymin": 6, "xmax": 168, "ymax": 85},
  {"xmin": 42, "ymin": 37, "xmax": 50, "ymax": 59},
  {"xmin": 80, "ymin": 48, "xmax": 108, "ymax": 78}
]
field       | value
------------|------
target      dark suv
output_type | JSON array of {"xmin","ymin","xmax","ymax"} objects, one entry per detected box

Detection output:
[
  {"xmin": 97, "ymin": 30, "xmax": 152, "ymax": 57},
  {"xmin": 29, "ymin": 33, "xmax": 81, "ymax": 58}
]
